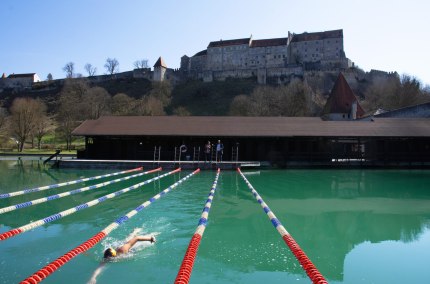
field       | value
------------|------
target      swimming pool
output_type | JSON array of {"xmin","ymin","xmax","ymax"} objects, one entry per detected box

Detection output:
[{"xmin": 1, "ymin": 160, "xmax": 430, "ymax": 283}]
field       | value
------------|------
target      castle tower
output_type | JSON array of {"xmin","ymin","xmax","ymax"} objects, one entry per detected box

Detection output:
[
  {"xmin": 322, "ymin": 73, "xmax": 365, "ymax": 120},
  {"xmin": 153, "ymin": 56, "xmax": 167, "ymax": 82}
]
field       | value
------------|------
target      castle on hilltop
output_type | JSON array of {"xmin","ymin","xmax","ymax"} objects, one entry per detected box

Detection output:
[
  {"xmin": 1, "ymin": 29, "xmax": 353, "ymax": 91},
  {"xmin": 179, "ymin": 29, "xmax": 352, "ymax": 84},
  {"xmin": 127, "ymin": 29, "xmax": 352, "ymax": 85}
]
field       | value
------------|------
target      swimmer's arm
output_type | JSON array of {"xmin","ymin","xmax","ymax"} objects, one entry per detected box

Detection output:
[
  {"xmin": 88, "ymin": 262, "xmax": 105, "ymax": 284},
  {"xmin": 117, "ymin": 235, "xmax": 156, "ymax": 254}
]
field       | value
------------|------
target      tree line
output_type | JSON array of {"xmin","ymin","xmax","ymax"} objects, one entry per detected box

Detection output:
[
  {"xmin": 0, "ymin": 71, "xmax": 428, "ymax": 152},
  {"xmin": 0, "ymin": 79, "xmax": 172, "ymax": 151},
  {"xmin": 229, "ymin": 73, "xmax": 429, "ymax": 116},
  {"xmin": 59, "ymin": 58, "xmax": 148, "ymax": 80}
]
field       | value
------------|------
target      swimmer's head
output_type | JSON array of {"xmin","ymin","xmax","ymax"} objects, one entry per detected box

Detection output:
[{"xmin": 103, "ymin": 248, "xmax": 117, "ymax": 258}]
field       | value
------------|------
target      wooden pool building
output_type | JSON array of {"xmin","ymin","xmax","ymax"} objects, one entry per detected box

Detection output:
[{"xmin": 71, "ymin": 115, "xmax": 430, "ymax": 168}]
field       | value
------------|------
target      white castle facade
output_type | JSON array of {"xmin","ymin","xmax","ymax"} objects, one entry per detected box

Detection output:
[{"xmin": 179, "ymin": 29, "xmax": 351, "ymax": 84}]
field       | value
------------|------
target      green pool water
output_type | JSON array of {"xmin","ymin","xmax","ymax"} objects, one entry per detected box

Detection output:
[{"xmin": 1, "ymin": 160, "xmax": 430, "ymax": 283}]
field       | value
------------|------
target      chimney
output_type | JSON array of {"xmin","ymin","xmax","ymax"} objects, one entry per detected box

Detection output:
[{"xmin": 351, "ymin": 101, "xmax": 357, "ymax": 120}]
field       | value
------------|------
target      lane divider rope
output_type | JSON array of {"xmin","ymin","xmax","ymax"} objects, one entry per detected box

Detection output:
[
  {"xmin": 175, "ymin": 168, "xmax": 220, "ymax": 284},
  {"xmin": 0, "ymin": 168, "xmax": 161, "ymax": 214},
  {"xmin": 0, "ymin": 168, "xmax": 179, "ymax": 242},
  {"xmin": 21, "ymin": 168, "xmax": 200, "ymax": 284},
  {"xmin": 237, "ymin": 168, "xmax": 328, "ymax": 284},
  {"xmin": 0, "ymin": 167, "xmax": 143, "ymax": 199}
]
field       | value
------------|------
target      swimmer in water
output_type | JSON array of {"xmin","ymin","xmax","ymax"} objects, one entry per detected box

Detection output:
[
  {"xmin": 103, "ymin": 235, "xmax": 156, "ymax": 258},
  {"xmin": 88, "ymin": 233, "xmax": 156, "ymax": 284}
]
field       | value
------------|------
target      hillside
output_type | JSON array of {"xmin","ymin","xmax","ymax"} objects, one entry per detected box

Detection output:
[{"xmin": 1, "ymin": 68, "xmax": 428, "ymax": 117}]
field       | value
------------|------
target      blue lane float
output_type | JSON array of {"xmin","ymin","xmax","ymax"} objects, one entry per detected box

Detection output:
[
  {"xmin": 0, "ymin": 168, "xmax": 181, "ymax": 241},
  {"xmin": 0, "ymin": 167, "xmax": 143, "ymax": 199},
  {"xmin": 175, "ymin": 168, "xmax": 220, "ymax": 284},
  {"xmin": 21, "ymin": 169, "xmax": 200, "ymax": 284},
  {"xmin": 0, "ymin": 168, "xmax": 161, "ymax": 214}
]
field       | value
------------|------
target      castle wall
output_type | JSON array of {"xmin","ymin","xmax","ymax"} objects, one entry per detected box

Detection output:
[
  {"xmin": 182, "ymin": 29, "xmax": 347, "ymax": 84},
  {"xmin": 248, "ymin": 45, "xmax": 288, "ymax": 69},
  {"xmin": 206, "ymin": 43, "xmax": 250, "ymax": 71}
]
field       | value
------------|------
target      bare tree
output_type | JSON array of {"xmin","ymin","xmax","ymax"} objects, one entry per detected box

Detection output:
[
  {"xmin": 229, "ymin": 94, "xmax": 251, "ymax": 116},
  {"xmin": 229, "ymin": 80, "xmax": 319, "ymax": 117},
  {"xmin": 111, "ymin": 93, "xmax": 135, "ymax": 115},
  {"xmin": 57, "ymin": 79, "xmax": 90, "ymax": 150},
  {"xmin": 84, "ymin": 63, "xmax": 97, "ymax": 77},
  {"xmin": 0, "ymin": 107, "xmax": 7, "ymax": 130},
  {"xmin": 85, "ymin": 87, "xmax": 112, "ymax": 119},
  {"xmin": 149, "ymin": 81, "xmax": 172, "ymax": 107},
  {"xmin": 135, "ymin": 96, "xmax": 165, "ymax": 116},
  {"xmin": 133, "ymin": 59, "xmax": 149, "ymax": 69},
  {"xmin": 63, "ymin": 62, "xmax": 75, "ymax": 78},
  {"xmin": 33, "ymin": 112, "xmax": 53, "ymax": 150},
  {"xmin": 9, "ymin": 98, "xmax": 46, "ymax": 151},
  {"xmin": 364, "ymin": 74, "xmax": 429, "ymax": 112},
  {"xmin": 0, "ymin": 107, "xmax": 8, "ymax": 147},
  {"xmin": 104, "ymin": 58, "xmax": 119, "ymax": 75},
  {"xmin": 46, "ymin": 73, "xmax": 53, "ymax": 81}
]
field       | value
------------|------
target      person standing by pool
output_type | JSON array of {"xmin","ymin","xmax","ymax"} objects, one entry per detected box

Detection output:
[
  {"xmin": 179, "ymin": 143, "xmax": 188, "ymax": 161},
  {"xmin": 204, "ymin": 140, "xmax": 211, "ymax": 162},
  {"xmin": 216, "ymin": 140, "xmax": 224, "ymax": 162}
]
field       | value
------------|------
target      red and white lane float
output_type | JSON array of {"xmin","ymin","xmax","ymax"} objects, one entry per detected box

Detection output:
[
  {"xmin": 0, "ymin": 168, "xmax": 161, "ymax": 214},
  {"xmin": 21, "ymin": 168, "xmax": 200, "ymax": 284},
  {"xmin": 0, "ymin": 168, "xmax": 179, "ymax": 242},
  {"xmin": 237, "ymin": 168, "xmax": 328, "ymax": 284},
  {"xmin": 0, "ymin": 167, "xmax": 143, "ymax": 199}
]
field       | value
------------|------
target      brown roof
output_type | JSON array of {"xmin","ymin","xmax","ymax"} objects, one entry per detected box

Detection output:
[
  {"xmin": 250, "ymin": 38, "xmax": 288, "ymax": 48},
  {"xmin": 208, "ymin": 38, "xmax": 250, "ymax": 48},
  {"xmin": 72, "ymin": 116, "xmax": 430, "ymax": 138},
  {"xmin": 7, "ymin": 73, "xmax": 36, "ymax": 78},
  {"xmin": 153, "ymin": 57, "xmax": 167, "ymax": 68},
  {"xmin": 290, "ymin": 29, "xmax": 343, "ymax": 43},
  {"xmin": 323, "ymin": 73, "xmax": 365, "ymax": 117}
]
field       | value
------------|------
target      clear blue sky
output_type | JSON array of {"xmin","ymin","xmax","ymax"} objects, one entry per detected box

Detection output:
[{"xmin": 1, "ymin": 0, "xmax": 429, "ymax": 86}]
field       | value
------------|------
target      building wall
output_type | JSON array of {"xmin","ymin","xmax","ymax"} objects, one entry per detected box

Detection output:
[
  {"xmin": 183, "ymin": 29, "xmax": 348, "ymax": 83},
  {"xmin": 206, "ymin": 43, "xmax": 250, "ymax": 71},
  {"xmin": 153, "ymin": 66, "xmax": 166, "ymax": 81}
]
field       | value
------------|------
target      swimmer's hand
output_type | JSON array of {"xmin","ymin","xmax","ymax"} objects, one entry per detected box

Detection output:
[{"xmin": 150, "ymin": 236, "xmax": 156, "ymax": 243}]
